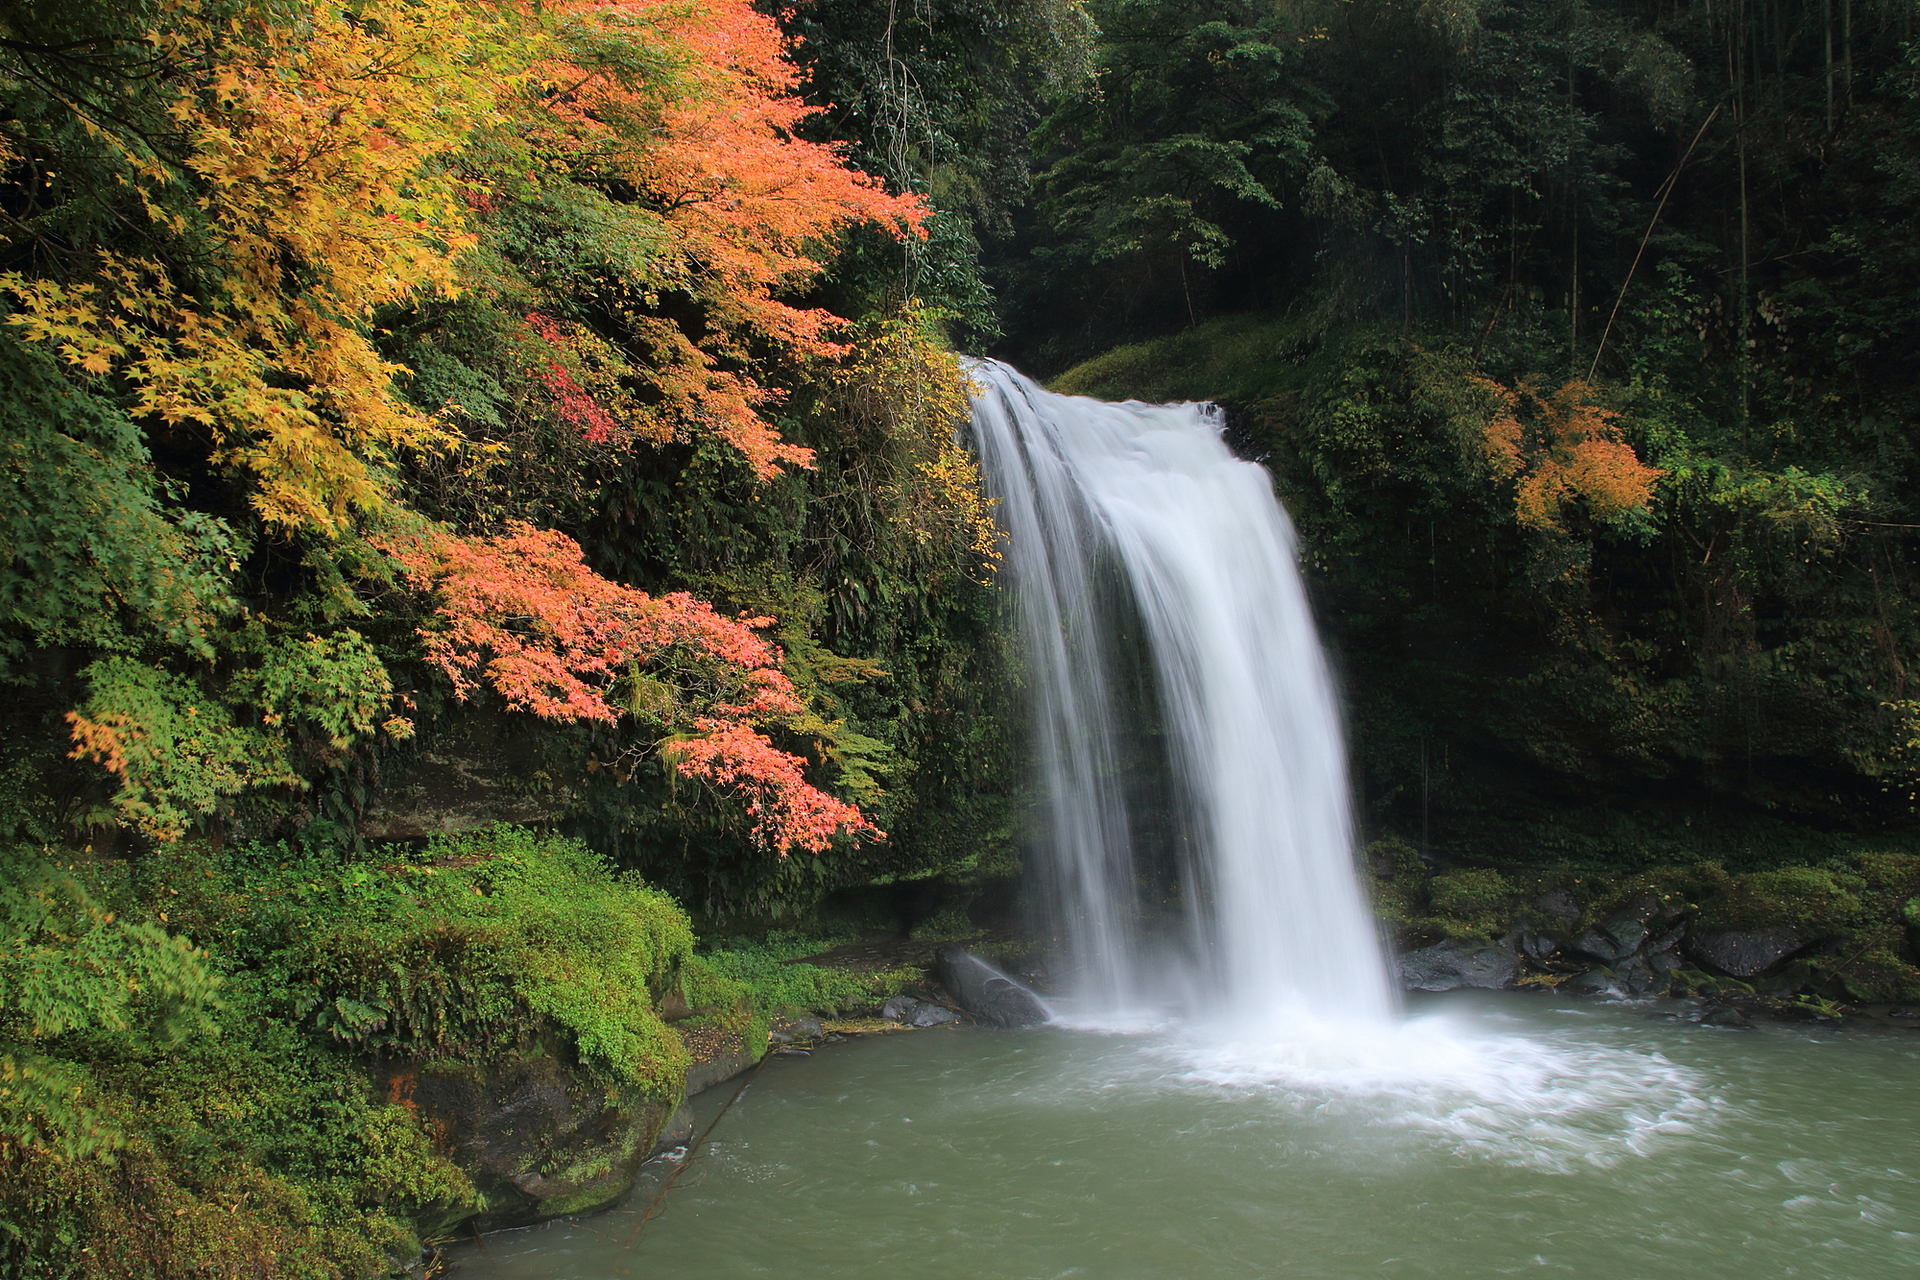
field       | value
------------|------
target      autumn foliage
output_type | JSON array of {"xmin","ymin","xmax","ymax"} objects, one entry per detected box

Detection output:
[
  {"xmin": 1476, "ymin": 378, "xmax": 1664, "ymax": 532},
  {"xmin": 0, "ymin": 0, "xmax": 922, "ymax": 850},
  {"xmin": 380, "ymin": 524, "xmax": 878, "ymax": 854},
  {"xmin": 512, "ymin": 0, "xmax": 927, "ymax": 477},
  {"xmin": 2, "ymin": 0, "xmax": 925, "ymax": 531}
]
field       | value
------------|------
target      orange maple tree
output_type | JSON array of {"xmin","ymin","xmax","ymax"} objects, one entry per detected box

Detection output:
[
  {"xmin": 379, "ymin": 523, "xmax": 879, "ymax": 854},
  {"xmin": 1476, "ymin": 378, "xmax": 1664, "ymax": 532},
  {"xmin": 512, "ymin": 0, "xmax": 927, "ymax": 476}
]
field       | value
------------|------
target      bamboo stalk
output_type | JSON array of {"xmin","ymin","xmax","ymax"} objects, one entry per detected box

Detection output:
[{"xmin": 1586, "ymin": 106, "xmax": 1723, "ymax": 381}]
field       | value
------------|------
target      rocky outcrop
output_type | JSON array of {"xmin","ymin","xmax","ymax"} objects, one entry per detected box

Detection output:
[
  {"xmin": 393, "ymin": 1010, "xmax": 779, "ymax": 1234},
  {"xmin": 935, "ymin": 948, "xmax": 1052, "ymax": 1026},
  {"xmin": 383, "ymin": 1050, "xmax": 675, "ymax": 1231},
  {"xmin": 1396, "ymin": 937, "xmax": 1521, "ymax": 991}
]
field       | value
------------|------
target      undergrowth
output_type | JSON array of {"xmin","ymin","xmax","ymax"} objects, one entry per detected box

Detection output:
[{"xmin": 0, "ymin": 825, "xmax": 719, "ymax": 1277}]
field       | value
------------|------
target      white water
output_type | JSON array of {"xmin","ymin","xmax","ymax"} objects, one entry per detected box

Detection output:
[{"xmin": 967, "ymin": 360, "xmax": 1395, "ymax": 1028}]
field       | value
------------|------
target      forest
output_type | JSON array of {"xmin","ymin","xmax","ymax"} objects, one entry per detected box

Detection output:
[{"xmin": 4, "ymin": 0, "xmax": 1920, "ymax": 1274}]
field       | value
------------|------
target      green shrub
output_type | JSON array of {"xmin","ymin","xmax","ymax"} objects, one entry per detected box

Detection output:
[{"xmin": 167, "ymin": 825, "xmax": 700, "ymax": 1098}]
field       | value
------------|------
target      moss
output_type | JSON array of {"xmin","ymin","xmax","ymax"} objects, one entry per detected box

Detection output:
[
  {"xmin": 1050, "ymin": 311, "xmax": 1350, "ymax": 406},
  {"xmin": 1695, "ymin": 867, "xmax": 1863, "ymax": 933},
  {"xmin": 1821, "ymin": 943, "xmax": 1920, "ymax": 1002},
  {"xmin": 1430, "ymin": 870, "xmax": 1513, "ymax": 916},
  {"xmin": 0, "ymin": 826, "xmax": 726, "ymax": 1273},
  {"xmin": 1851, "ymin": 852, "xmax": 1920, "ymax": 893},
  {"xmin": 0, "ymin": 997, "xmax": 441, "ymax": 1278}
]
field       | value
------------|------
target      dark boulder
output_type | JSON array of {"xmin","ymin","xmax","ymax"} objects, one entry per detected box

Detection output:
[
  {"xmin": 910, "ymin": 1002, "xmax": 961, "ymax": 1027},
  {"xmin": 1603, "ymin": 914, "xmax": 1651, "ymax": 957},
  {"xmin": 1396, "ymin": 937, "xmax": 1520, "ymax": 992},
  {"xmin": 935, "ymin": 948, "xmax": 1052, "ymax": 1027},
  {"xmin": 1686, "ymin": 927, "xmax": 1803, "ymax": 978}
]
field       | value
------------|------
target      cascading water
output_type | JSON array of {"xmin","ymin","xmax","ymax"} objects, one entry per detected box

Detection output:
[{"xmin": 967, "ymin": 359, "xmax": 1394, "ymax": 1027}]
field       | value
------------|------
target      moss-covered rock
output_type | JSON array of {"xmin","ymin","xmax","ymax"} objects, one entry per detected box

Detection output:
[{"xmin": 381, "ymin": 1049, "xmax": 673, "ymax": 1230}]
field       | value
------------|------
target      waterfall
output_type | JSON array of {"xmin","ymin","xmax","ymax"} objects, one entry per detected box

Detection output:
[{"xmin": 968, "ymin": 360, "xmax": 1395, "ymax": 1027}]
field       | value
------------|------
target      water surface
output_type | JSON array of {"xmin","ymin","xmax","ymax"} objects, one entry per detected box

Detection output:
[{"xmin": 450, "ymin": 993, "xmax": 1920, "ymax": 1279}]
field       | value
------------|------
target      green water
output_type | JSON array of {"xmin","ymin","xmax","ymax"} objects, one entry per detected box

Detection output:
[{"xmin": 448, "ymin": 993, "xmax": 1920, "ymax": 1279}]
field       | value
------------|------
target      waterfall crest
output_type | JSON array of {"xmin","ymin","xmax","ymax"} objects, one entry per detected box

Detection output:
[{"xmin": 968, "ymin": 360, "xmax": 1394, "ymax": 1027}]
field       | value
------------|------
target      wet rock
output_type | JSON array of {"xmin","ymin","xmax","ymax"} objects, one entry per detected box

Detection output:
[
  {"xmin": 910, "ymin": 1003, "xmax": 960, "ymax": 1027},
  {"xmin": 935, "ymin": 948, "xmax": 1052, "ymax": 1027},
  {"xmin": 381, "ymin": 1051, "xmax": 675, "ymax": 1232},
  {"xmin": 359, "ymin": 709, "xmax": 567, "ymax": 840},
  {"xmin": 1520, "ymin": 931, "xmax": 1560, "ymax": 962},
  {"xmin": 681, "ymin": 1022, "xmax": 758, "ymax": 1096},
  {"xmin": 1396, "ymin": 937, "xmax": 1521, "ymax": 992},
  {"xmin": 1565, "ymin": 968, "xmax": 1627, "ymax": 998},
  {"xmin": 1686, "ymin": 927, "xmax": 1803, "ymax": 979},
  {"xmin": 649, "ymin": 1102, "xmax": 694, "ymax": 1157},
  {"xmin": 1647, "ymin": 922, "xmax": 1687, "ymax": 955},
  {"xmin": 1696, "ymin": 1004, "xmax": 1753, "ymax": 1028},
  {"xmin": 1570, "ymin": 930, "xmax": 1627, "ymax": 964},
  {"xmin": 879, "ymin": 994, "xmax": 918, "ymax": 1022},
  {"xmin": 1603, "ymin": 914, "xmax": 1651, "ymax": 956},
  {"xmin": 1559, "ymin": 971, "xmax": 1635, "ymax": 997},
  {"xmin": 1612, "ymin": 956, "xmax": 1664, "ymax": 997}
]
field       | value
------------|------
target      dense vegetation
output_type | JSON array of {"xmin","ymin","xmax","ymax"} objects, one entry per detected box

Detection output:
[
  {"xmin": 1019, "ymin": 0, "xmax": 1920, "ymax": 874},
  {"xmin": 9, "ymin": 0, "xmax": 1920, "ymax": 1271}
]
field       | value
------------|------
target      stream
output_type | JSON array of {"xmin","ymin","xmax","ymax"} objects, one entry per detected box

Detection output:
[{"xmin": 446, "ymin": 992, "xmax": 1920, "ymax": 1279}]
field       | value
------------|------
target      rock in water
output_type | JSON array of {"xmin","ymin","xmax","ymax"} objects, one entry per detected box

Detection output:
[
  {"xmin": 1686, "ymin": 927, "xmax": 1803, "ymax": 978},
  {"xmin": 1396, "ymin": 938, "xmax": 1521, "ymax": 992},
  {"xmin": 935, "ymin": 948, "xmax": 1051, "ymax": 1027},
  {"xmin": 879, "ymin": 994, "xmax": 918, "ymax": 1022},
  {"xmin": 910, "ymin": 1003, "xmax": 960, "ymax": 1027}
]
